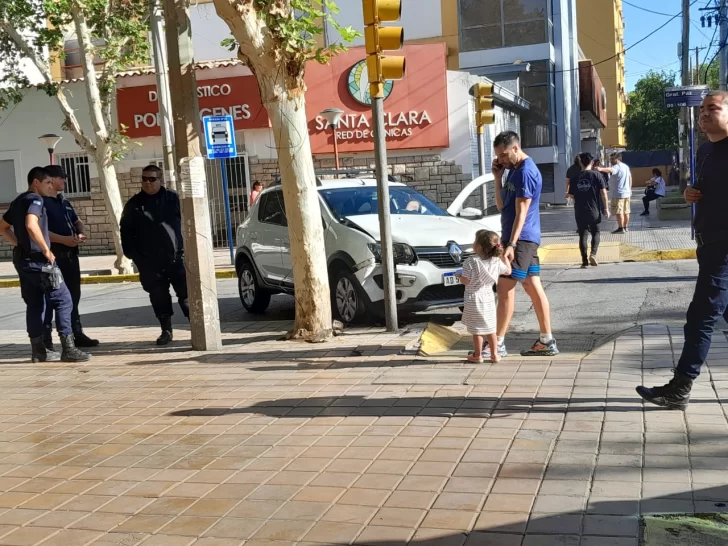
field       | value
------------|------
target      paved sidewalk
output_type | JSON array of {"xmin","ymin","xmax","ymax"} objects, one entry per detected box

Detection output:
[{"xmin": 0, "ymin": 321, "xmax": 724, "ymax": 545}]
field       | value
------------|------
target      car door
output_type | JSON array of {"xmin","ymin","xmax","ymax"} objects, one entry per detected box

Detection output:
[
  {"xmin": 447, "ymin": 174, "xmax": 502, "ymax": 235},
  {"xmin": 252, "ymin": 190, "xmax": 292, "ymax": 285}
]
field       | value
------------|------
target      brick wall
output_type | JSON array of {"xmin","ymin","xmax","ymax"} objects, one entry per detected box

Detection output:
[{"xmin": 1, "ymin": 156, "xmax": 476, "ymax": 260}]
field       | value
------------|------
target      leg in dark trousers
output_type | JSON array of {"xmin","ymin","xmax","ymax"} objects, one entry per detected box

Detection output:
[
  {"xmin": 578, "ymin": 228, "xmax": 589, "ymax": 266},
  {"xmin": 590, "ymin": 224, "xmax": 601, "ymax": 258},
  {"xmin": 165, "ymin": 260, "xmax": 189, "ymax": 319},
  {"xmin": 139, "ymin": 263, "xmax": 180, "ymax": 346},
  {"xmin": 642, "ymin": 193, "xmax": 660, "ymax": 213}
]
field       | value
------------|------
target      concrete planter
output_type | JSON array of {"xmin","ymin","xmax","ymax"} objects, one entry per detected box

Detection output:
[{"xmin": 657, "ymin": 196, "xmax": 691, "ymax": 221}]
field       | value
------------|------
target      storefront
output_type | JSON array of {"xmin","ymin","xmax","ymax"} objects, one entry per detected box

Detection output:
[{"xmin": 0, "ymin": 43, "xmax": 525, "ymax": 256}]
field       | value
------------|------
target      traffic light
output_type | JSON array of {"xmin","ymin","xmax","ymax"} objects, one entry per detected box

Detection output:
[
  {"xmin": 472, "ymin": 82, "xmax": 495, "ymax": 131},
  {"xmin": 362, "ymin": 0, "xmax": 406, "ymax": 94}
]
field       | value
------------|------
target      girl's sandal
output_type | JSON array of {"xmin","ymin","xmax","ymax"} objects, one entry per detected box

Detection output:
[
  {"xmin": 466, "ymin": 355, "xmax": 484, "ymax": 363},
  {"xmin": 490, "ymin": 357, "xmax": 500, "ymax": 364}
]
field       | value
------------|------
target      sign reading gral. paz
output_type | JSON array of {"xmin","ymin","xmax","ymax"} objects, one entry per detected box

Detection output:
[{"xmin": 115, "ymin": 43, "xmax": 450, "ymax": 153}]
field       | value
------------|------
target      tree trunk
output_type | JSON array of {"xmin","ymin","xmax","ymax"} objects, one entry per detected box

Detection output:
[
  {"xmin": 93, "ymin": 144, "xmax": 132, "ymax": 274},
  {"xmin": 265, "ymin": 91, "xmax": 332, "ymax": 341}
]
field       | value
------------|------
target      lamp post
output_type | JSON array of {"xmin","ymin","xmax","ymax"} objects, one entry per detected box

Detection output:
[
  {"xmin": 320, "ymin": 108, "xmax": 344, "ymax": 170},
  {"xmin": 38, "ymin": 134, "xmax": 62, "ymax": 165}
]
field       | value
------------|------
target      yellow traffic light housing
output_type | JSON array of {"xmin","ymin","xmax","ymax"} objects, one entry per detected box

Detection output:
[
  {"xmin": 363, "ymin": 0, "xmax": 406, "ymax": 98},
  {"xmin": 471, "ymin": 82, "xmax": 495, "ymax": 132}
]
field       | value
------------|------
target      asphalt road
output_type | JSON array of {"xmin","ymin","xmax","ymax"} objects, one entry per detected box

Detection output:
[{"xmin": 0, "ymin": 260, "xmax": 703, "ymax": 339}]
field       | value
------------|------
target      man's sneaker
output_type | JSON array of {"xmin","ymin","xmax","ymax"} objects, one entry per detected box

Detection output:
[
  {"xmin": 624, "ymin": 227, "xmax": 629, "ymax": 233},
  {"xmin": 589, "ymin": 255, "xmax": 599, "ymax": 267},
  {"xmin": 521, "ymin": 339, "xmax": 560, "ymax": 357},
  {"xmin": 611, "ymin": 228, "xmax": 624, "ymax": 234},
  {"xmin": 636, "ymin": 374, "xmax": 693, "ymax": 410}
]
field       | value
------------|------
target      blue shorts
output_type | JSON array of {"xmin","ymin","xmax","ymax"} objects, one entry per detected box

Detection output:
[{"xmin": 501, "ymin": 241, "xmax": 540, "ymax": 282}]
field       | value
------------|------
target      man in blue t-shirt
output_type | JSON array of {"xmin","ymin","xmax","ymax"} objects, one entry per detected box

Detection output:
[{"xmin": 491, "ymin": 131, "xmax": 558, "ymax": 358}]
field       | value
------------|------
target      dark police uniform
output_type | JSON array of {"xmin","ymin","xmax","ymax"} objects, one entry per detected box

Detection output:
[
  {"xmin": 675, "ymin": 135, "xmax": 728, "ymax": 379},
  {"xmin": 3, "ymin": 192, "xmax": 73, "ymax": 342},
  {"xmin": 120, "ymin": 187, "xmax": 189, "ymax": 330},
  {"xmin": 42, "ymin": 194, "xmax": 87, "ymax": 339}
]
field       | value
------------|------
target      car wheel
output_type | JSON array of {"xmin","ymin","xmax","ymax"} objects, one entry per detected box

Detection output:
[
  {"xmin": 331, "ymin": 269, "xmax": 365, "ymax": 324},
  {"xmin": 238, "ymin": 260, "xmax": 271, "ymax": 313}
]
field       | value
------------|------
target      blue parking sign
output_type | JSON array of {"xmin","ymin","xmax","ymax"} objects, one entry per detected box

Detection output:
[{"xmin": 203, "ymin": 115, "xmax": 237, "ymax": 159}]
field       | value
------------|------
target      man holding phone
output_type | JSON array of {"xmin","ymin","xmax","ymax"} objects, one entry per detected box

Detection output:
[
  {"xmin": 42, "ymin": 165, "xmax": 99, "ymax": 349},
  {"xmin": 491, "ymin": 131, "xmax": 558, "ymax": 358}
]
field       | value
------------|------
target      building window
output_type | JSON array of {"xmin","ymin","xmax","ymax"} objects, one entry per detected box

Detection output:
[
  {"xmin": 519, "ymin": 60, "xmax": 556, "ymax": 148},
  {"xmin": 57, "ymin": 153, "xmax": 92, "ymax": 197},
  {"xmin": 459, "ymin": 0, "xmax": 549, "ymax": 52}
]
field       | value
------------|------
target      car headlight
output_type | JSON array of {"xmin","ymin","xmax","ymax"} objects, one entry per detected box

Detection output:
[{"xmin": 367, "ymin": 243, "xmax": 417, "ymax": 265}]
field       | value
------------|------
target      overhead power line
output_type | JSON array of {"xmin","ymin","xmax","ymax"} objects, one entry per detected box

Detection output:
[{"xmin": 621, "ymin": 0, "xmax": 675, "ymax": 17}]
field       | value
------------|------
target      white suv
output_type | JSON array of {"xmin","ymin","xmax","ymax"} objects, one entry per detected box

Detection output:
[{"xmin": 235, "ymin": 172, "xmax": 501, "ymax": 323}]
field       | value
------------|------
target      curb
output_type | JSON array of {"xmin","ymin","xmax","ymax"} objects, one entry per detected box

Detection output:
[
  {"xmin": 0, "ymin": 269, "xmax": 237, "ymax": 289},
  {"xmin": 538, "ymin": 242, "xmax": 696, "ymax": 265}
]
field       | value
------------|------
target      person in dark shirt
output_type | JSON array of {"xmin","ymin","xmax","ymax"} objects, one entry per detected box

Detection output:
[
  {"xmin": 565, "ymin": 155, "xmax": 581, "ymax": 198},
  {"xmin": 0, "ymin": 167, "xmax": 90, "ymax": 363},
  {"xmin": 568, "ymin": 153, "xmax": 610, "ymax": 268},
  {"xmin": 120, "ymin": 165, "xmax": 188, "ymax": 345},
  {"xmin": 42, "ymin": 165, "xmax": 99, "ymax": 349},
  {"xmin": 637, "ymin": 91, "xmax": 728, "ymax": 409}
]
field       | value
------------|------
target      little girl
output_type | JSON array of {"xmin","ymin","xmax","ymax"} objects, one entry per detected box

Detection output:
[{"xmin": 458, "ymin": 230, "xmax": 511, "ymax": 363}]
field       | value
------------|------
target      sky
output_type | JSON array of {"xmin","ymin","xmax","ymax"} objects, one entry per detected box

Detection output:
[{"xmin": 623, "ymin": 0, "xmax": 720, "ymax": 91}]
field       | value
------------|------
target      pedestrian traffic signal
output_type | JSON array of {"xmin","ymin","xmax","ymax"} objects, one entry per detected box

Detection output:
[
  {"xmin": 472, "ymin": 82, "xmax": 495, "ymax": 131},
  {"xmin": 362, "ymin": 0, "xmax": 406, "ymax": 96}
]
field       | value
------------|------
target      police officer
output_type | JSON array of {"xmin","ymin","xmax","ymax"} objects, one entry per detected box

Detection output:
[
  {"xmin": 0, "ymin": 167, "xmax": 90, "ymax": 363},
  {"xmin": 120, "ymin": 165, "xmax": 188, "ymax": 345},
  {"xmin": 42, "ymin": 165, "xmax": 99, "ymax": 348},
  {"xmin": 637, "ymin": 91, "xmax": 728, "ymax": 410}
]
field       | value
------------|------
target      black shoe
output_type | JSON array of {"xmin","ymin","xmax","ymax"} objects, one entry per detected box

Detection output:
[
  {"xmin": 612, "ymin": 228, "xmax": 624, "ymax": 234},
  {"xmin": 31, "ymin": 337, "xmax": 61, "ymax": 363},
  {"xmin": 640, "ymin": 211, "xmax": 649, "ymax": 216},
  {"xmin": 73, "ymin": 331, "xmax": 99, "ymax": 348},
  {"xmin": 636, "ymin": 374, "xmax": 693, "ymax": 410},
  {"xmin": 157, "ymin": 330, "xmax": 173, "ymax": 346},
  {"xmin": 624, "ymin": 227, "xmax": 629, "ymax": 233},
  {"xmin": 60, "ymin": 335, "xmax": 91, "ymax": 362},
  {"xmin": 43, "ymin": 327, "xmax": 56, "ymax": 352},
  {"xmin": 580, "ymin": 263, "xmax": 588, "ymax": 269}
]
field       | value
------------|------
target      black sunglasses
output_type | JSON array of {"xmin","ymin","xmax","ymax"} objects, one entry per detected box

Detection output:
[{"xmin": 142, "ymin": 176, "xmax": 158, "ymax": 182}]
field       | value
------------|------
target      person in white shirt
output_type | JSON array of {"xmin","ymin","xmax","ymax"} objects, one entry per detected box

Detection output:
[
  {"xmin": 641, "ymin": 168, "xmax": 666, "ymax": 216},
  {"xmin": 597, "ymin": 153, "xmax": 632, "ymax": 233}
]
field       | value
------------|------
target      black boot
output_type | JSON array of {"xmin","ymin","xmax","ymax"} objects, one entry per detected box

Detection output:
[
  {"xmin": 157, "ymin": 316, "xmax": 173, "ymax": 346},
  {"xmin": 60, "ymin": 335, "xmax": 91, "ymax": 362},
  {"xmin": 31, "ymin": 337, "xmax": 61, "ymax": 363},
  {"xmin": 73, "ymin": 319, "xmax": 99, "ymax": 347},
  {"xmin": 636, "ymin": 374, "xmax": 694, "ymax": 410}
]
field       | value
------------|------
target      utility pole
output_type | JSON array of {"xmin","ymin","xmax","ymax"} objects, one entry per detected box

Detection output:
[
  {"xmin": 161, "ymin": 0, "xmax": 222, "ymax": 351},
  {"xmin": 680, "ymin": 0, "xmax": 691, "ymax": 191},
  {"xmin": 721, "ymin": 0, "xmax": 727, "ymax": 90},
  {"xmin": 695, "ymin": 47, "xmax": 701, "ymax": 84},
  {"xmin": 150, "ymin": 0, "xmax": 177, "ymax": 192}
]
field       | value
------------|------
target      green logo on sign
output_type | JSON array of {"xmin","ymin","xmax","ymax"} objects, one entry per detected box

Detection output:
[{"xmin": 348, "ymin": 60, "xmax": 394, "ymax": 106}]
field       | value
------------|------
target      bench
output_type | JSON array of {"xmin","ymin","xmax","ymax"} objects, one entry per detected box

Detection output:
[{"xmin": 657, "ymin": 195, "xmax": 691, "ymax": 221}]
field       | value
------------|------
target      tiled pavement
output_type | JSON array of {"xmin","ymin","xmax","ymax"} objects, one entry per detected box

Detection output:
[{"xmin": 0, "ymin": 322, "xmax": 726, "ymax": 545}]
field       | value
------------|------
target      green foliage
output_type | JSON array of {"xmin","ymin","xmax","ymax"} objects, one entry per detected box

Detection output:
[
  {"xmin": 624, "ymin": 71, "xmax": 680, "ymax": 151},
  {"xmin": 0, "ymin": 0, "xmax": 150, "ymax": 151},
  {"xmin": 692, "ymin": 61, "xmax": 719, "ymax": 90},
  {"xmin": 221, "ymin": 0, "xmax": 360, "ymax": 66}
]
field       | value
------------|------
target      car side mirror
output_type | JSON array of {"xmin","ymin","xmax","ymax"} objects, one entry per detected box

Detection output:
[{"xmin": 459, "ymin": 207, "xmax": 483, "ymax": 219}]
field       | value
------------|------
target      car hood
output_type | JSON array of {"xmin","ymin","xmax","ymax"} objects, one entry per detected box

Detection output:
[{"xmin": 344, "ymin": 214, "xmax": 485, "ymax": 247}]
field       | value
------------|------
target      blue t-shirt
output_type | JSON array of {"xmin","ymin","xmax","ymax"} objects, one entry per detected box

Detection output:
[{"xmin": 500, "ymin": 157, "xmax": 542, "ymax": 245}]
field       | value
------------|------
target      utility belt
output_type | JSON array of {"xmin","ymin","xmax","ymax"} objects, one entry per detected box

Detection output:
[
  {"xmin": 51, "ymin": 246, "xmax": 79, "ymax": 259},
  {"xmin": 13, "ymin": 247, "xmax": 46, "ymax": 263},
  {"xmin": 695, "ymin": 231, "xmax": 728, "ymax": 248}
]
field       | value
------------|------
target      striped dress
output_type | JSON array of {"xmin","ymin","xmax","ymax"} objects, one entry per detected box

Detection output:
[{"xmin": 461, "ymin": 256, "xmax": 508, "ymax": 335}]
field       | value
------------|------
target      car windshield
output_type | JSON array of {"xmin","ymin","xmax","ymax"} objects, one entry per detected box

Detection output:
[{"xmin": 320, "ymin": 186, "xmax": 448, "ymax": 218}]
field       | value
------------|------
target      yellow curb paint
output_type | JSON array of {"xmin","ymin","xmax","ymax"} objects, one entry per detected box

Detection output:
[
  {"xmin": 418, "ymin": 322, "xmax": 463, "ymax": 357},
  {"xmin": 0, "ymin": 269, "xmax": 238, "ymax": 289}
]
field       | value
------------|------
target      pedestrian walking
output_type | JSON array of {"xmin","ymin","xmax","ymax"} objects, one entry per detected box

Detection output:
[
  {"xmin": 0, "ymin": 167, "xmax": 90, "ymax": 363},
  {"xmin": 120, "ymin": 165, "xmax": 189, "ymax": 345},
  {"xmin": 42, "ymin": 165, "xmax": 99, "ymax": 349},
  {"xmin": 565, "ymin": 155, "xmax": 581, "ymax": 198},
  {"xmin": 567, "ymin": 153, "xmax": 610, "ymax": 268},
  {"xmin": 637, "ymin": 91, "xmax": 728, "ymax": 410},
  {"xmin": 597, "ymin": 152, "xmax": 632, "ymax": 233},
  {"xmin": 458, "ymin": 230, "xmax": 511, "ymax": 363},
  {"xmin": 640, "ymin": 168, "xmax": 666, "ymax": 216},
  {"xmin": 492, "ymin": 131, "xmax": 559, "ymax": 357}
]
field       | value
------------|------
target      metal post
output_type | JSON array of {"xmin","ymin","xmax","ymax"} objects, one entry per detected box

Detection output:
[
  {"xmin": 48, "ymin": 150, "xmax": 54, "ymax": 165},
  {"xmin": 689, "ymin": 106, "xmax": 696, "ymax": 240},
  {"xmin": 477, "ymin": 126, "xmax": 487, "ymax": 211},
  {"xmin": 680, "ymin": 0, "xmax": 691, "ymax": 190},
  {"xmin": 695, "ymin": 47, "xmax": 701, "ymax": 85},
  {"xmin": 721, "ymin": 0, "xmax": 728, "ymax": 90},
  {"xmin": 219, "ymin": 159, "xmax": 235, "ymax": 265},
  {"xmin": 162, "ymin": 0, "xmax": 222, "ymax": 351},
  {"xmin": 332, "ymin": 126, "xmax": 340, "ymax": 170},
  {"xmin": 371, "ymin": 84, "xmax": 397, "ymax": 332},
  {"xmin": 151, "ymin": 0, "xmax": 177, "ymax": 192}
]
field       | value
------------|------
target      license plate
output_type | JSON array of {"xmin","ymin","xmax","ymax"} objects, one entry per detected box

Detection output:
[{"xmin": 443, "ymin": 270, "xmax": 463, "ymax": 286}]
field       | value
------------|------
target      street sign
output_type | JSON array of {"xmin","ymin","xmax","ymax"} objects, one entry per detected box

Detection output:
[
  {"xmin": 202, "ymin": 115, "xmax": 237, "ymax": 159},
  {"xmin": 664, "ymin": 85, "xmax": 709, "ymax": 108}
]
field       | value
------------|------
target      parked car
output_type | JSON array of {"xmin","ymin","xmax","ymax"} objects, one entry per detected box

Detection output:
[{"xmin": 235, "ymin": 172, "xmax": 501, "ymax": 323}]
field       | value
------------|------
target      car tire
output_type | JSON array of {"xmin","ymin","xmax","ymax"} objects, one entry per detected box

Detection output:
[
  {"xmin": 331, "ymin": 268, "xmax": 365, "ymax": 324},
  {"xmin": 238, "ymin": 260, "xmax": 271, "ymax": 314}
]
